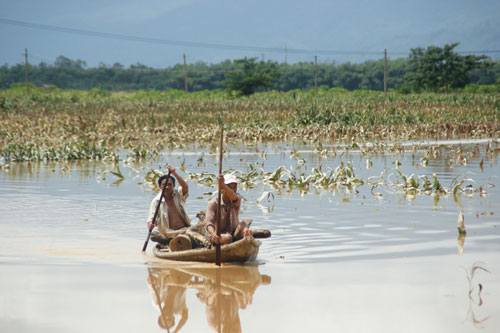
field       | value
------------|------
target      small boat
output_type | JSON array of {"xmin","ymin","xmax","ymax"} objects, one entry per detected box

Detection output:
[{"xmin": 153, "ymin": 236, "xmax": 261, "ymax": 263}]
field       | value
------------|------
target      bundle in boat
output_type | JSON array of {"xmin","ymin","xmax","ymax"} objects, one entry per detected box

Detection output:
[{"xmin": 168, "ymin": 234, "xmax": 192, "ymax": 252}]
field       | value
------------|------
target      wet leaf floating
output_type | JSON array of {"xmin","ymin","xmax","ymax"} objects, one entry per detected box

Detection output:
[
  {"xmin": 144, "ymin": 168, "xmax": 163, "ymax": 190},
  {"xmin": 105, "ymin": 164, "xmax": 124, "ymax": 179}
]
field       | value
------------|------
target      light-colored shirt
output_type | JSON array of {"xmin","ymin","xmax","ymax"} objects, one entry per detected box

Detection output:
[
  {"xmin": 205, "ymin": 194, "xmax": 242, "ymax": 235},
  {"xmin": 147, "ymin": 186, "xmax": 190, "ymax": 233}
]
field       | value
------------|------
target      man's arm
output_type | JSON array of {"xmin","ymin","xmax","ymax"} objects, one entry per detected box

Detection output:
[
  {"xmin": 205, "ymin": 199, "xmax": 232, "ymax": 245},
  {"xmin": 232, "ymin": 193, "xmax": 242, "ymax": 209},
  {"xmin": 221, "ymin": 183, "xmax": 238, "ymax": 201},
  {"xmin": 168, "ymin": 165, "xmax": 188, "ymax": 195},
  {"xmin": 217, "ymin": 174, "xmax": 238, "ymax": 202}
]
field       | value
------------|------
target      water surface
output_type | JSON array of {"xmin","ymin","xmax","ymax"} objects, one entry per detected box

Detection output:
[{"xmin": 1, "ymin": 140, "xmax": 499, "ymax": 332}]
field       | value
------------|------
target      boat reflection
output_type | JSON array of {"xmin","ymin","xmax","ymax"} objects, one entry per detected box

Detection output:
[{"xmin": 147, "ymin": 264, "xmax": 271, "ymax": 332}]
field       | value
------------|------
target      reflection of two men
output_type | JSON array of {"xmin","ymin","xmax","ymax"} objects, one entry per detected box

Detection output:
[{"xmin": 147, "ymin": 266, "xmax": 271, "ymax": 332}]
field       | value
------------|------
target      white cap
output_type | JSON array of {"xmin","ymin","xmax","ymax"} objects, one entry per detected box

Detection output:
[{"xmin": 224, "ymin": 174, "xmax": 238, "ymax": 185}]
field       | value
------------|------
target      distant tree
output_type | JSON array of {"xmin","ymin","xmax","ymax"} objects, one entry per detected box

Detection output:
[
  {"xmin": 223, "ymin": 57, "xmax": 281, "ymax": 96},
  {"xmin": 1, "ymin": 51, "xmax": 498, "ymax": 92},
  {"xmin": 334, "ymin": 62, "xmax": 363, "ymax": 90},
  {"xmin": 55, "ymin": 56, "xmax": 87, "ymax": 69},
  {"xmin": 402, "ymin": 43, "xmax": 489, "ymax": 92},
  {"xmin": 387, "ymin": 58, "xmax": 407, "ymax": 90},
  {"xmin": 112, "ymin": 62, "xmax": 124, "ymax": 70},
  {"xmin": 468, "ymin": 60, "xmax": 500, "ymax": 85},
  {"xmin": 278, "ymin": 62, "xmax": 315, "ymax": 91}
]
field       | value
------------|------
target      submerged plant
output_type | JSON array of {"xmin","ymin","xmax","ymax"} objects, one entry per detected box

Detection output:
[
  {"xmin": 2, "ymin": 89, "xmax": 500, "ymax": 158},
  {"xmin": 0, "ymin": 140, "xmax": 119, "ymax": 162},
  {"xmin": 143, "ymin": 168, "xmax": 164, "ymax": 190}
]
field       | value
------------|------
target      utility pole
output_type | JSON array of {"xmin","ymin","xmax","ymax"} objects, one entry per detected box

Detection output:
[
  {"xmin": 384, "ymin": 48, "xmax": 387, "ymax": 94},
  {"xmin": 314, "ymin": 55, "xmax": 318, "ymax": 97},
  {"xmin": 285, "ymin": 44, "xmax": 287, "ymax": 64},
  {"xmin": 183, "ymin": 53, "xmax": 188, "ymax": 93},
  {"xmin": 25, "ymin": 48, "xmax": 29, "ymax": 95}
]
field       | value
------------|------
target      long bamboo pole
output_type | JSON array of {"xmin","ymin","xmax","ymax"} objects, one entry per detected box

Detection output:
[{"xmin": 215, "ymin": 122, "xmax": 223, "ymax": 266}]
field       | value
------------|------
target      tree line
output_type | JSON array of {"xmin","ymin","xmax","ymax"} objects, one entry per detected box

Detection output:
[{"xmin": 1, "ymin": 43, "xmax": 499, "ymax": 94}]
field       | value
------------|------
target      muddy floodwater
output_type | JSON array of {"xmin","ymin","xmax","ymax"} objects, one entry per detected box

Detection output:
[{"xmin": 1, "ymin": 140, "xmax": 500, "ymax": 333}]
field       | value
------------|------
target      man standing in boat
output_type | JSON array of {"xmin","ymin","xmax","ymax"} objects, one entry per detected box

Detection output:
[
  {"xmin": 147, "ymin": 165, "xmax": 191, "ymax": 236},
  {"xmin": 205, "ymin": 173, "xmax": 252, "ymax": 245}
]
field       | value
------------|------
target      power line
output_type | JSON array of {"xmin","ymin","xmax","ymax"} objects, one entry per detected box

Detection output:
[
  {"xmin": 2, "ymin": 18, "xmax": 499, "ymax": 59},
  {"xmin": 0, "ymin": 17, "xmax": 391, "ymax": 56}
]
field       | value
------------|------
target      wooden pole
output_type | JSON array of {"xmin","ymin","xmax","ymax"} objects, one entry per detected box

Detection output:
[
  {"xmin": 285, "ymin": 44, "xmax": 287, "ymax": 64},
  {"xmin": 215, "ymin": 121, "xmax": 223, "ymax": 266},
  {"xmin": 25, "ymin": 48, "xmax": 29, "ymax": 95},
  {"xmin": 314, "ymin": 55, "xmax": 318, "ymax": 97},
  {"xmin": 384, "ymin": 48, "xmax": 387, "ymax": 94},
  {"xmin": 183, "ymin": 53, "xmax": 188, "ymax": 93}
]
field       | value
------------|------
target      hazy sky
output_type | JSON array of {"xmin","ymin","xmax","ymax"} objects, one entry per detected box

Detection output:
[{"xmin": 1, "ymin": 0, "xmax": 499, "ymax": 68}]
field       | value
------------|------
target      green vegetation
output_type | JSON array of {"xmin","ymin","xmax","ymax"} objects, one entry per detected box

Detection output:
[
  {"xmin": 0, "ymin": 140, "xmax": 118, "ymax": 162},
  {"xmin": 1, "ymin": 43, "xmax": 499, "ymax": 93},
  {"xmin": 223, "ymin": 57, "xmax": 281, "ymax": 96},
  {"xmin": 1, "ymin": 86, "xmax": 499, "ymax": 163},
  {"xmin": 403, "ymin": 43, "xmax": 490, "ymax": 92}
]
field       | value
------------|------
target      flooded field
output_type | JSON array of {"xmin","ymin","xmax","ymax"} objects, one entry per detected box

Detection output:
[{"xmin": 1, "ymin": 140, "xmax": 499, "ymax": 332}]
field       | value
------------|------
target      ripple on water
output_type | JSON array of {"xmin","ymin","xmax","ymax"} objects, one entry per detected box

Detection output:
[
  {"xmin": 413, "ymin": 230, "xmax": 448, "ymax": 234},
  {"xmin": 298, "ymin": 227, "xmax": 321, "ymax": 231},
  {"xmin": 362, "ymin": 224, "xmax": 382, "ymax": 228}
]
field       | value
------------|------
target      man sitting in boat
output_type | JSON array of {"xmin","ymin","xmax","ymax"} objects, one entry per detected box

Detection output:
[
  {"xmin": 205, "ymin": 173, "xmax": 252, "ymax": 245},
  {"xmin": 147, "ymin": 165, "xmax": 191, "ymax": 237}
]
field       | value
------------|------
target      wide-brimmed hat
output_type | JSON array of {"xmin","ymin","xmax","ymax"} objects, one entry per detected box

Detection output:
[{"xmin": 224, "ymin": 174, "xmax": 238, "ymax": 185}]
